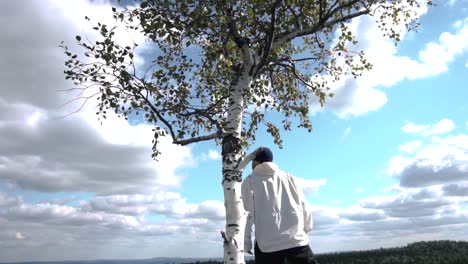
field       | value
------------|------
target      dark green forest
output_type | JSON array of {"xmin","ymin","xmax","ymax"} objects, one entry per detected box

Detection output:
[{"xmin": 185, "ymin": 241, "xmax": 468, "ymax": 264}]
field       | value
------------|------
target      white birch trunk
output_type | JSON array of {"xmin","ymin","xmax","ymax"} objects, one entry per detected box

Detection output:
[{"xmin": 221, "ymin": 68, "xmax": 251, "ymax": 264}]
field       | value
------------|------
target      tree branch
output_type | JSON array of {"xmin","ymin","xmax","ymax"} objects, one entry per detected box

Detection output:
[
  {"xmin": 254, "ymin": 0, "xmax": 281, "ymax": 76},
  {"xmin": 291, "ymin": 56, "xmax": 321, "ymax": 62},
  {"xmin": 55, "ymin": 92, "xmax": 100, "ymax": 120},
  {"xmin": 271, "ymin": 61, "xmax": 316, "ymax": 92},
  {"xmin": 173, "ymin": 131, "xmax": 222, "ymax": 146},
  {"xmin": 227, "ymin": 6, "xmax": 255, "ymax": 74},
  {"xmin": 271, "ymin": 56, "xmax": 321, "ymax": 64},
  {"xmin": 272, "ymin": 4, "xmax": 369, "ymax": 50},
  {"xmin": 136, "ymin": 87, "xmax": 178, "ymax": 142},
  {"xmin": 227, "ymin": 8, "xmax": 245, "ymax": 48}
]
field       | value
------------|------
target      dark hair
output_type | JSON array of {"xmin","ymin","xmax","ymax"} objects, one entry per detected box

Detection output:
[{"xmin": 254, "ymin": 147, "xmax": 273, "ymax": 163}]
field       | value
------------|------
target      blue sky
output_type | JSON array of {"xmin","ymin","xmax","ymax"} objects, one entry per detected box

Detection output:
[{"xmin": 0, "ymin": 0, "xmax": 467, "ymax": 262}]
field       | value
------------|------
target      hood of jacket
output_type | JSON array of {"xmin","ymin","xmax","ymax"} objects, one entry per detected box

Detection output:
[{"xmin": 252, "ymin": 162, "xmax": 280, "ymax": 177}]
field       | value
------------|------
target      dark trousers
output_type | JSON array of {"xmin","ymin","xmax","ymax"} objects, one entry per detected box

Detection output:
[{"xmin": 254, "ymin": 243, "xmax": 319, "ymax": 264}]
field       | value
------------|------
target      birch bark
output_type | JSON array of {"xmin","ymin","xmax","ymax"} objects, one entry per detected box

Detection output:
[{"xmin": 221, "ymin": 68, "xmax": 252, "ymax": 264}]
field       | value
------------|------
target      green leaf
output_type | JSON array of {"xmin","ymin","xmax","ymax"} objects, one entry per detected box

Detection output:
[{"xmin": 75, "ymin": 35, "xmax": 81, "ymax": 41}]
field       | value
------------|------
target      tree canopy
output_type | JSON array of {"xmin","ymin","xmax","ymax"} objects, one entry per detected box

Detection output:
[{"xmin": 62, "ymin": 0, "xmax": 432, "ymax": 157}]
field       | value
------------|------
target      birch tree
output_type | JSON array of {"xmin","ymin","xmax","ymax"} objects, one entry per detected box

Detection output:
[{"xmin": 61, "ymin": 0, "xmax": 432, "ymax": 263}]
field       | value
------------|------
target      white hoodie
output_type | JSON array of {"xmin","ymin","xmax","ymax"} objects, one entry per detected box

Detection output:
[{"xmin": 242, "ymin": 162, "xmax": 313, "ymax": 253}]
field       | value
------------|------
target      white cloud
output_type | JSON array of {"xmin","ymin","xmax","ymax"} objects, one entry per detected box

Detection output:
[
  {"xmin": 443, "ymin": 182, "xmax": 468, "ymax": 196},
  {"xmin": 208, "ymin": 150, "xmax": 221, "ymax": 160},
  {"xmin": 339, "ymin": 206, "xmax": 385, "ymax": 221},
  {"xmin": 200, "ymin": 149, "xmax": 221, "ymax": 161},
  {"xmin": 149, "ymin": 196, "xmax": 225, "ymax": 221},
  {"xmin": 0, "ymin": 190, "xmax": 227, "ymax": 261},
  {"xmin": 361, "ymin": 188, "xmax": 451, "ymax": 218},
  {"xmin": 50, "ymin": 0, "xmax": 148, "ymax": 67},
  {"xmin": 15, "ymin": 232, "xmax": 26, "ymax": 240},
  {"xmin": 416, "ymin": 22, "xmax": 468, "ymax": 77},
  {"xmin": 402, "ymin": 123, "xmax": 430, "ymax": 134},
  {"xmin": 398, "ymin": 140, "xmax": 423, "ymax": 154},
  {"xmin": 310, "ymin": 206, "xmax": 341, "ymax": 229},
  {"xmin": 388, "ymin": 133, "xmax": 468, "ymax": 188},
  {"xmin": 0, "ymin": 0, "xmax": 198, "ymax": 195},
  {"xmin": 422, "ymin": 119, "xmax": 456, "ymax": 136},
  {"xmin": 387, "ymin": 155, "xmax": 414, "ymax": 176},
  {"xmin": 309, "ymin": 181, "xmax": 468, "ymax": 253},
  {"xmin": 355, "ymin": 187, "xmax": 364, "ymax": 193},
  {"xmin": 82, "ymin": 193, "xmax": 170, "ymax": 215},
  {"xmin": 401, "ymin": 119, "xmax": 456, "ymax": 136},
  {"xmin": 341, "ymin": 127, "xmax": 351, "ymax": 140},
  {"xmin": 7, "ymin": 203, "xmax": 79, "ymax": 222},
  {"xmin": 294, "ymin": 178, "xmax": 327, "ymax": 194},
  {"xmin": 0, "ymin": 112, "xmax": 194, "ymax": 193},
  {"xmin": 431, "ymin": 134, "xmax": 468, "ymax": 149},
  {"xmin": 0, "ymin": 192, "xmax": 22, "ymax": 207},
  {"xmin": 79, "ymin": 192, "xmax": 226, "ymax": 221},
  {"xmin": 2, "ymin": 179, "xmax": 468, "ymax": 261},
  {"xmin": 311, "ymin": 13, "xmax": 468, "ymax": 118},
  {"xmin": 187, "ymin": 200, "xmax": 225, "ymax": 220}
]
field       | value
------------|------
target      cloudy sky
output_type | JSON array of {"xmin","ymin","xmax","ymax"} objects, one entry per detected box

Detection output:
[{"xmin": 1, "ymin": 0, "xmax": 468, "ymax": 262}]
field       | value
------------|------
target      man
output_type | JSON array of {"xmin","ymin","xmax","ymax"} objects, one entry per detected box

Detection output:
[{"xmin": 241, "ymin": 147, "xmax": 318, "ymax": 264}]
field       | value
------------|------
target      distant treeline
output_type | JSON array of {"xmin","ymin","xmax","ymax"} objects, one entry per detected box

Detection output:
[{"xmin": 184, "ymin": 240, "xmax": 468, "ymax": 264}]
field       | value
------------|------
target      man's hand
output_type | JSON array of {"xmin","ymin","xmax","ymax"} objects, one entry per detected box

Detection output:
[
  {"xmin": 245, "ymin": 147, "xmax": 263, "ymax": 161},
  {"xmin": 244, "ymin": 239, "xmax": 253, "ymax": 255},
  {"xmin": 236, "ymin": 147, "xmax": 263, "ymax": 171}
]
